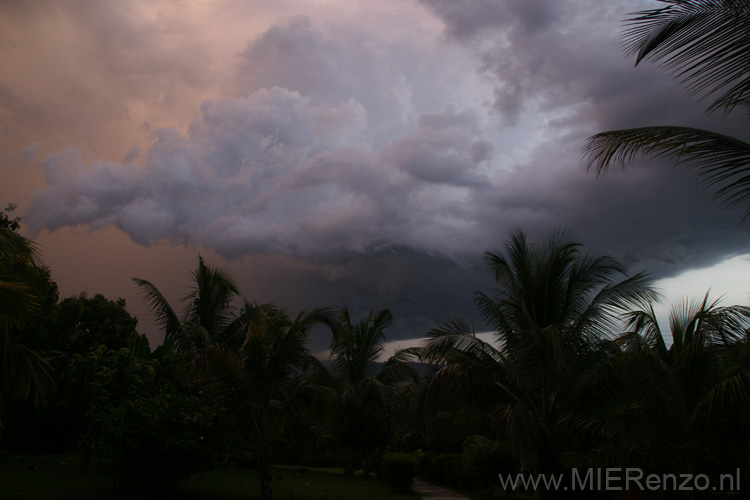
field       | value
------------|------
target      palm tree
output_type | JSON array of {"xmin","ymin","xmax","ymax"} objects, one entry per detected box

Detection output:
[
  {"xmin": 416, "ymin": 229, "xmax": 656, "ymax": 495},
  {"xmin": 0, "ymin": 219, "xmax": 54, "ymax": 431},
  {"xmin": 206, "ymin": 303, "xmax": 327, "ymax": 500},
  {"xmin": 0, "ymin": 228, "xmax": 40, "ymax": 334},
  {"xmin": 588, "ymin": 292, "xmax": 750, "ymax": 473},
  {"xmin": 583, "ymin": 1, "xmax": 750, "ymax": 217},
  {"xmin": 322, "ymin": 307, "xmax": 419, "ymax": 475},
  {"xmin": 133, "ymin": 255, "xmax": 241, "ymax": 359}
]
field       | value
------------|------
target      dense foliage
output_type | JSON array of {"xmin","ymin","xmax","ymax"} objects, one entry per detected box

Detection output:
[
  {"xmin": 381, "ymin": 452, "xmax": 417, "ymax": 491},
  {"xmin": 73, "ymin": 346, "xmax": 217, "ymax": 494}
]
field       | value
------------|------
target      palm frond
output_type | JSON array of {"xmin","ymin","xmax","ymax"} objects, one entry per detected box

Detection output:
[
  {"xmin": 586, "ymin": 333, "xmax": 680, "ymax": 426},
  {"xmin": 1, "ymin": 332, "xmax": 54, "ymax": 406},
  {"xmin": 267, "ymin": 309, "xmax": 314, "ymax": 383},
  {"xmin": 327, "ymin": 307, "xmax": 392, "ymax": 384},
  {"xmin": 621, "ymin": 301, "xmax": 670, "ymax": 358},
  {"xmin": 132, "ymin": 277, "xmax": 182, "ymax": 341},
  {"xmin": 422, "ymin": 364, "xmax": 481, "ymax": 414},
  {"xmin": 667, "ymin": 293, "xmax": 714, "ymax": 350},
  {"xmin": 420, "ymin": 320, "xmax": 502, "ymax": 368},
  {"xmin": 501, "ymin": 402, "xmax": 549, "ymax": 463},
  {"xmin": 561, "ymin": 413, "xmax": 637, "ymax": 465},
  {"xmin": 584, "ymin": 126, "xmax": 750, "ymax": 216},
  {"xmin": 220, "ymin": 300, "xmax": 255, "ymax": 350},
  {"xmin": 273, "ymin": 375, "xmax": 334, "ymax": 423},
  {"xmin": 474, "ymin": 291, "xmax": 512, "ymax": 338},
  {"xmin": 0, "ymin": 229, "xmax": 41, "ymax": 272},
  {"xmin": 179, "ymin": 323, "xmax": 212, "ymax": 359},
  {"xmin": 395, "ymin": 345, "xmax": 428, "ymax": 364},
  {"xmin": 298, "ymin": 354, "xmax": 337, "ymax": 387},
  {"xmin": 377, "ymin": 355, "xmax": 420, "ymax": 386},
  {"xmin": 573, "ymin": 271, "xmax": 659, "ymax": 344},
  {"xmin": 690, "ymin": 367, "xmax": 750, "ymax": 424},
  {"xmin": 563, "ymin": 251, "xmax": 627, "ymax": 317},
  {"xmin": 205, "ymin": 345, "xmax": 247, "ymax": 396},
  {"xmin": 184, "ymin": 255, "xmax": 239, "ymax": 337},
  {"xmin": 623, "ymin": 0, "xmax": 750, "ymax": 115},
  {"xmin": 0, "ymin": 228, "xmax": 42, "ymax": 331},
  {"xmin": 0, "ymin": 280, "xmax": 39, "ymax": 331}
]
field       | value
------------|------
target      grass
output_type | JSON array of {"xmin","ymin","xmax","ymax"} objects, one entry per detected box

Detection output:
[
  {"xmin": 1, "ymin": 451, "xmax": 112, "ymax": 500},
  {"xmin": 0, "ymin": 452, "xmax": 420, "ymax": 499},
  {"xmin": 188, "ymin": 464, "xmax": 420, "ymax": 499}
]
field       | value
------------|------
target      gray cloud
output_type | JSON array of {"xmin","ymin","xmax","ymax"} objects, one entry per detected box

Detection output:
[
  {"xmin": 236, "ymin": 15, "xmax": 418, "ymax": 147},
  {"xmin": 8, "ymin": 2, "xmax": 750, "ymax": 346},
  {"xmin": 418, "ymin": 0, "xmax": 750, "ymax": 273},
  {"xmin": 27, "ymin": 88, "xmax": 492, "ymax": 265}
]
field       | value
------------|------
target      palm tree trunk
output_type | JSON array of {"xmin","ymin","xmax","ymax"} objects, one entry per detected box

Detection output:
[
  {"xmin": 254, "ymin": 415, "xmax": 273, "ymax": 499},
  {"xmin": 344, "ymin": 450, "xmax": 356, "ymax": 475},
  {"xmin": 257, "ymin": 450, "xmax": 272, "ymax": 500},
  {"xmin": 362, "ymin": 451, "xmax": 371, "ymax": 477}
]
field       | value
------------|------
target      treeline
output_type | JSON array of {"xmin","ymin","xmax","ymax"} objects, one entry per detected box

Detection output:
[{"xmin": 2, "ymin": 207, "xmax": 749, "ymax": 498}]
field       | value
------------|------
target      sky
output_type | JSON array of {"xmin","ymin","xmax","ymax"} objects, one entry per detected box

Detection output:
[{"xmin": 1, "ymin": 0, "xmax": 748, "ymax": 353}]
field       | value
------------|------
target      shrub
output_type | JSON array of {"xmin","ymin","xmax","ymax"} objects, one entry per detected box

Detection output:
[
  {"xmin": 461, "ymin": 436, "xmax": 517, "ymax": 493},
  {"xmin": 87, "ymin": 389, "xmax": 215, "ymax": 493},
  {"xmin": 73, "ymin": 347, "xmax": 217, "ymax": 495},
  {"xmin": 411, "ymin": 448, "xmax": 429, "ymax": 476},
  {"xmin": 400, "ymin": 432, "xmax": 425, "ymax": 452},
  {"xmin": 382, "ymin": 452, "xmax": 418, "ymax": 491},
  {"xmin": 426, "ymin": 411, "xmax": 485, "ymax": 453},
  {"xmin": 428, "ymin": 452, "xmax": 464, "ymax": 488}
]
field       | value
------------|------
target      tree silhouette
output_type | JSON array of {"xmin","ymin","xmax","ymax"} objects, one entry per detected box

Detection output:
[
  {"xmin": 133, "ymin": 255, "xmax": 241, "ymax": 361},
  {"xmin": 416, "ymin": 229, "xmax": 656, "ymax": 496},
  {"xmin": 206, "ymin": 303, "xmax": 326, "ymax": 500},
  {"xmin": 0, "ymin": 206, "xmax": 53, "ymax": 431},
  {"xmin": 322, "ymin": 307, "xmax": 418, "ymax": 475},
  {"xmin": 584, "ymin": 292, "xmax": 750, "ymax": 473}
]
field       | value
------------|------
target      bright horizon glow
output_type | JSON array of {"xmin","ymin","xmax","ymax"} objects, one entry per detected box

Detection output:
[
  {"xmin": 379, "ymin": 253, "xmax": 750, "ymax": 358},
  {"xmin": 652, "ymin": 253, "xmax": 750, "ymax": 344},
  {"xmin": 654, "ymin": 253, "xmax": 750, "ymax": 306}
]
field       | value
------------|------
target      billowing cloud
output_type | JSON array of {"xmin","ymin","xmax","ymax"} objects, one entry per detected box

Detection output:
[
  {"xmin": 27, "ymin": 87, "xmax": 492, "ymax": 263},
  {"xmin": 4, "ymin": 1, "xmax": 750, "ymax": 348}
]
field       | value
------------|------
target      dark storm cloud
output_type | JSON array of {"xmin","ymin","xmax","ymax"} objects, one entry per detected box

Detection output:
[
  {"xmin": 419, "ymin": 0, "xmax": 559, "ymax": 41},
  {"xmin": 420, "ymin": 0, "xmax": 750, "ymax": 274},
  {"xmin": 476, "ymin": 144, "xmax": 750, "ymax": 279},
  {"xmin": 13, "ymin": 1, "xmax": 750, "ymax": 345},
  {"xmin": 220, "ymin": 249, "xmax": 487, "ymax": 352}
]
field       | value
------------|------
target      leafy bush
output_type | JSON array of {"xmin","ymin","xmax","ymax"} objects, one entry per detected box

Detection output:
[
  {"xmin": 399, "ymin": 432, "xmax": 425, "ymax": 452},
  {"xmin": 426, "ymin": 411, "xmax": 485, "ymax": 453},
  {"xmin": 411, "ymin": 448, "xmax": 429, "ymax": 476},
  {"xmin": 73, "ymin": 347, "xmax": 217, "ymax": 494},
  {"xmin": 382, "ymin": 452, "xmax": 418, "ymax": 491},
  {"xmin": 427, "ymin": 452, "xmax": 464, "ymax": 488},
  {"xmin": 461, "ymin": 436, "xmax": 517, "ymax": 492}
]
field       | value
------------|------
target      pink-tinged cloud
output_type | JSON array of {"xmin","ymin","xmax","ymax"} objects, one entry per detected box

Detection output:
[{"xmin": 27, "ymin": 87, "xmax": 492, "ymax": 262}]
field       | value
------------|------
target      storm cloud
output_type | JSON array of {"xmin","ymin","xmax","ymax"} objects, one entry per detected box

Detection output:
[{"xmin": 2, "ymin": 1, "xmax": 748, "ymax": 347}]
